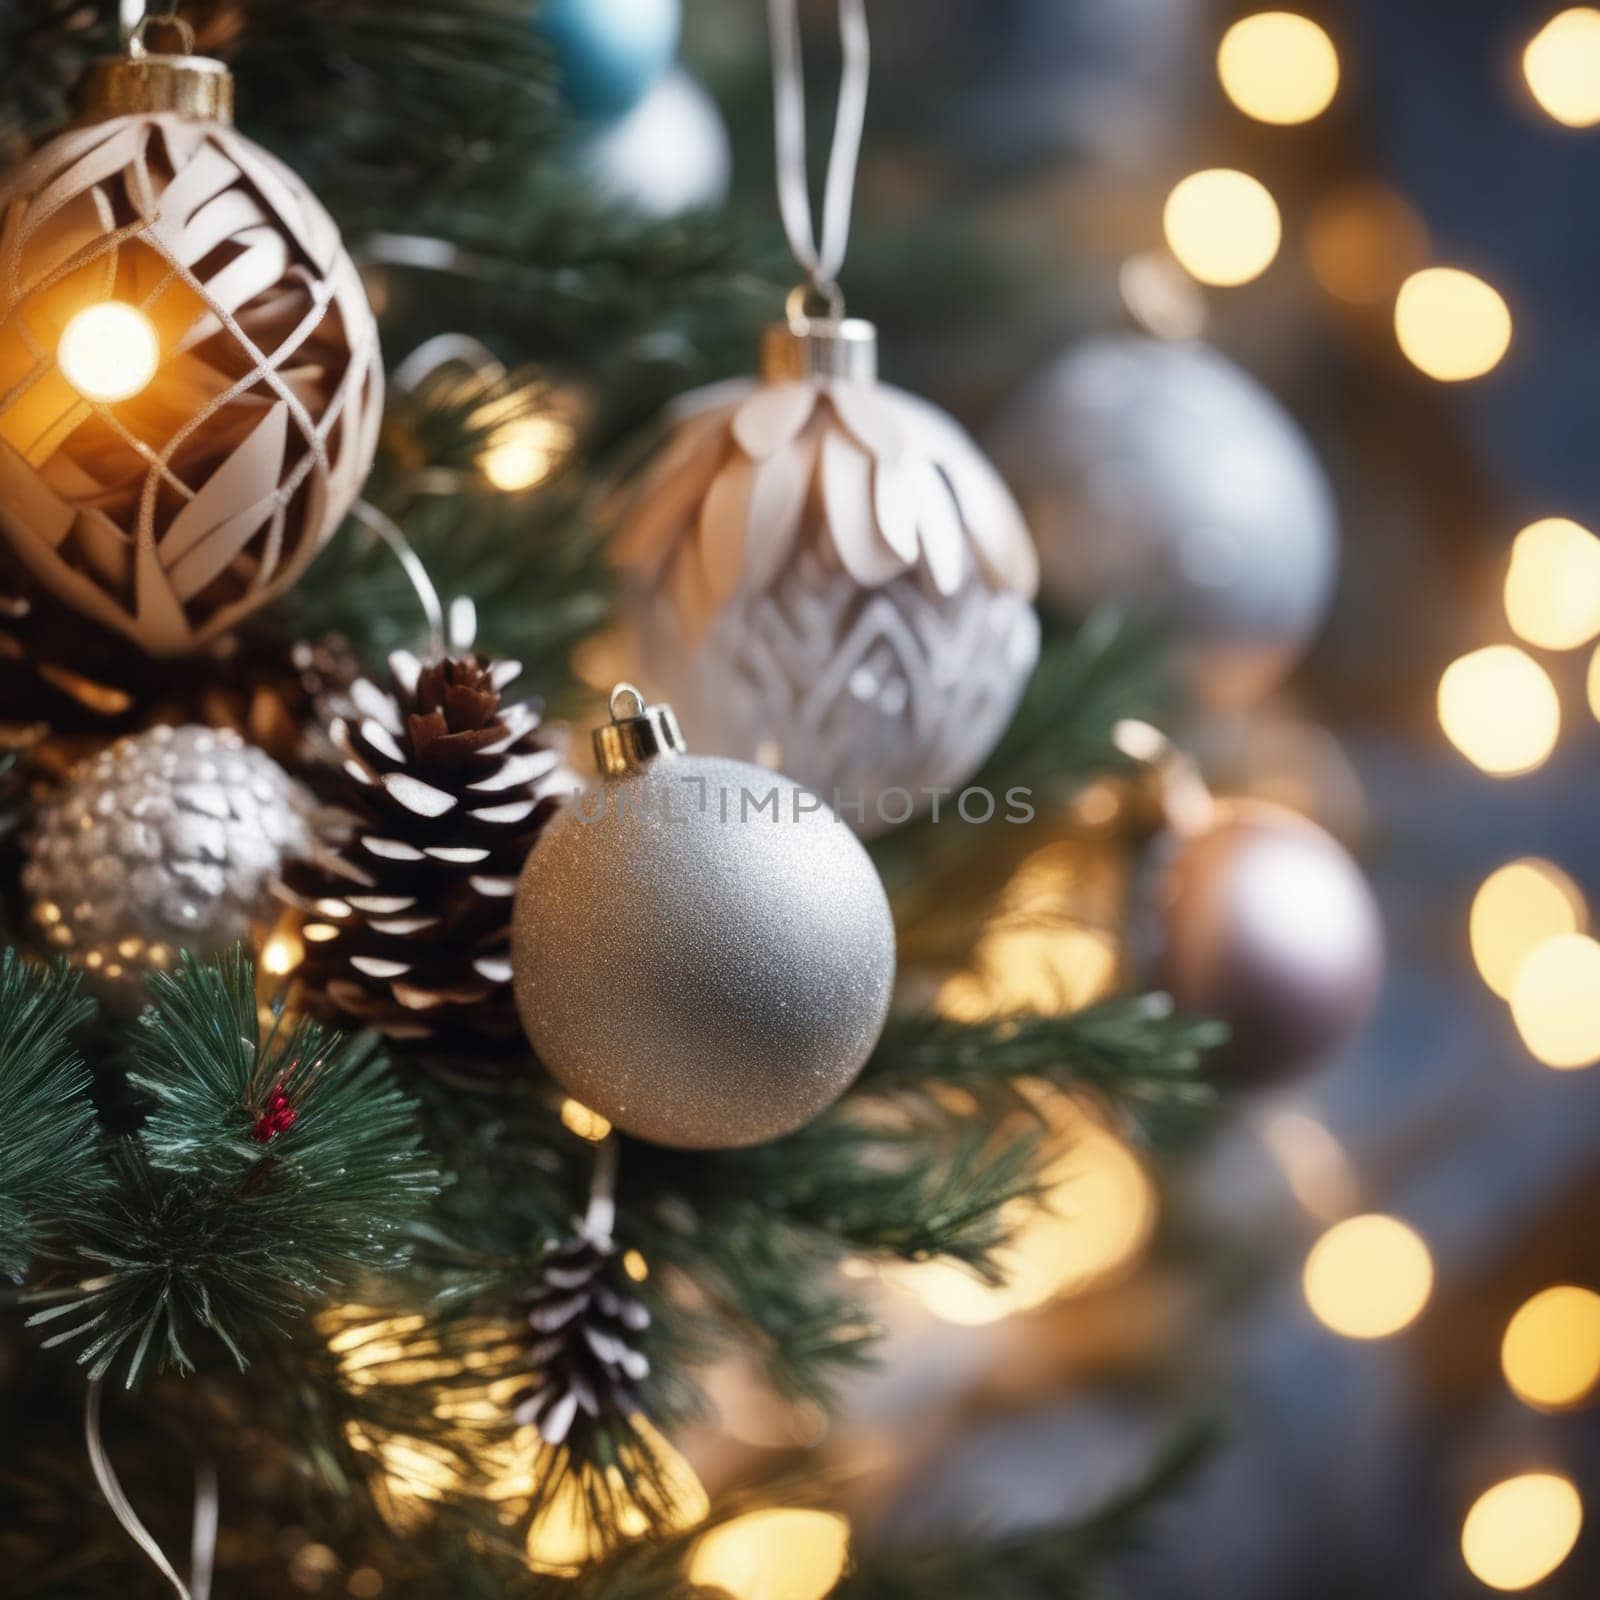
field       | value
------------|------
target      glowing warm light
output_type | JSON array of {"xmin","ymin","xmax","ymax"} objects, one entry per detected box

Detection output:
[
  {"xmin": 1524, "ymin": 8, "xmax": 1600, "ymax": 126},
  {"xmin": 1162, "ymin": 169, "xmax": 1282, "ymax": 287},
  {"xmin": 1502, "ymin": 1286, "xmax": 1600, "ymax": 1411},
  {"xmin": 1303, "ymin": 1214, "xmax": 1433, "ymax": 1339},
  {"xmin": 560, "ymin": 1098, "xmax": 613, "ymax": 1141},
  {"xmin": 888, "ymin": 1101, "xmax": 1156, "ymax": 1325},
  {"xmin": 1437, "ymin": 646, "xmax": 1560, "ymax": 776},
  {"xmin": 1470, "ymin": 860, "xmax": 1587, "ymax": 999},
  {"xmin": 481, "ymin": 416, "xmax": 572, "ymax": 493},
  {"xmin": 687, "ymin": 1509, "xmax": 851, "ymax": 1600},
  {"xmin": 622, "ymin": 1248, "xmax": 649, "ymax": 1282},
  {"xmin": 1504, "ymin": 517, "xmax": 1600, "ymax": 649},
  {"xmin": 1590, "ymin": 641, "xmax": 1600, "ymax": 721},
  {"xmin": 522, "ymin": 1427, "xmax": 708, "ymax": 1575},
  {"xmin": 1510, "ymin": 933, "xmax": 1600, "ymax": 1068},
  {"xmin": 261, "ymin": 931, "xmax": 305, "ymax": 977},
  {"xmin": 1461, "ymin": 1474, "xmax": 1583, "ymax": 1591},
  {"xmin": 1217, "ymin": 12, "xmax": 1340, "ymax": 125},
  {"xmin": 57, "ymin": 302, "xmax": 161, "ymax": 403},
  {"xmin": 1395, "ymin": 268, "xmax": 1512, "ymax": 381},
  {"xmin": 1307, "ymin": 183, "xmax": 1429, "ymax": 307}
]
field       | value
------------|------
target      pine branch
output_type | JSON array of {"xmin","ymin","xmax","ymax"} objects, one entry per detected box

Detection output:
[
  {"xmin": 871, "ymin": 610, "xmax": 1170, "ymax": 888},
  {"xmin": 26, "ymin": 951, "xmax": 440, "ymax": 1385},
  {"xmin": 0, "ymin": 950, "xmax": 105, "ymax": 1281},
  {"xmin": 860, "ymin": 996, "xmax": 1224, "ymax": 1146}
]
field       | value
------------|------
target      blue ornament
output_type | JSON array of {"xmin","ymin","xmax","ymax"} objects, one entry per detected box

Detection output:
[{"xmin": 539, "ymin": 0, "xmax": 681, "ymax": 120}]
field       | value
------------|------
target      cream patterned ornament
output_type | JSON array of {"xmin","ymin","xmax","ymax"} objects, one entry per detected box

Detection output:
[
  {"xmin": 0, "ymin": 30, "xmax": 383, "ymax": 656},
  {"xmin": 613, "ymin": 316, "xmax": 1040, "ymax": 834}
]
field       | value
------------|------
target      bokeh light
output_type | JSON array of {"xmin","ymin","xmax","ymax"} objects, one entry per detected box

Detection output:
[
  {"xmin": 560, "ymin": 1098, "xmax": 613, "ymax": 1141},
  {"xmin": 481, "ymin": 415, "xmax": 573, "ymax": 492},
  {"xmin": 1510, "ymin": 933, "xmax": 1600, "ymax": 1068},
  {"xmin": 1437, "ymin": 646, "xmax": 1560, "ymax": 776},
  {"xmin": 57, "ymin": 301, "xmax": 160, "ymax": 403},
  {"xmin": 1303, "ymin": 1214, "xmax": 1433, "ymax": 1339},
  {"xmin": 1470, "ymin": 859, "xmax": 1587, "ymax": 999},
  {"xmin": 1504, "ymin": 517, "xmax": 1600, "ymax": 649},
  {"xmin": 1461, "ymin": 1473, "xmax": 1583, "ymax": 1591},
  {"xmin": 260, "ymin": 930, "xmax": 306, "ymax": 978},
  {"xmin": 1307, "ymin": 183, "xmax": 1430, "ymax": 307},
  {"xmin": 1502, "ymin": 1286, "xmax": 1600, "ymax": 1411},
  {"xmin": 1590, "ymin": 641, "xmax": 1600, "ymax": 721},
  {"xmin": 1162, "ymin": 169, "xmax": 1282, "ymax": 286},
  {"xmin": 1217, "ymin": 12, "xmax": 1340, "ymax": 125},
  {"xmin": 1395, "ymin": 268, "xmax": 1512, "ymax": 381},
  {"xmin": 687, "ymin": 1509, "xmax": 851, "ymax": 1600},
  {"xmin": 888, "ymin": 1100, "xmax": 1156, "ymax": 1325},
  {"xmin": 1524, "ymin": 8, "xmax": 1600, "ymax": 127}
]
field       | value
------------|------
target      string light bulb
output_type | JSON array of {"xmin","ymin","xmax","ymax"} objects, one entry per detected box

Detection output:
[
  {"xmin": 1504, "ymin": 517, "xmax": 1600, "ymax": 650},
  {"xmin": 57, "ymin": 301, "xmax": 161, "ymax": 403},
  {"xmin": 1470, "ymin": 859, "xmax": 1586, "ymax": 999},
  {"xmin": 1437, "ymin": 646, "xmax": 1560, "ymax": 776},
  {"xmin": 687, "ymin": 1509, "xmax": 851, "ymax": 1600},
  {"xmin": 1217, "ymin": 12, "xmax": 1340, "ymax": 125},
  {"xmin": 1162, "ymin": 169, "xmax": 1282, "ymax": 286},
  {"xmin": 1303, "ymin": 1213, "xmax": 1433, "ymax": 1339},
  {"xmin": 1461, "ymin": 1473, "xmax": 1583, "ymax": 1591},
  {"xmin": 1523, "ymin": 8, "xmax": 1600, "ymax": 127},
  {"xmin": 1501, "ymin": 1285, "xmax": 1600, "ymax": 1411},
  {"xmin": 1509, "ymin": 932, "xmax": 1600, "ymax": 1068},
  {"xmin": 1395, "ymin": 268, "xmax": 1512, "ymax": 382}
]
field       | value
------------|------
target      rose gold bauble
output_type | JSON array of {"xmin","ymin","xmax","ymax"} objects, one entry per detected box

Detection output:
[
  {"xmin": 1143, "ymin": 800, "xmax": 1382, "ymax": 1088},
  {"xmin": 0, "ymin": 49, "xmax": 383, "ymax": 655}
]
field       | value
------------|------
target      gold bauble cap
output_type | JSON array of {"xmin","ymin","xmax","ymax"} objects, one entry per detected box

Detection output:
[
  {"xmin": 593, "ymin": 683, "xmax": 686, "ymax": 776},
  {"xmin": 79, "ymin": 19, "xmax": 233, "ymax": 125}
]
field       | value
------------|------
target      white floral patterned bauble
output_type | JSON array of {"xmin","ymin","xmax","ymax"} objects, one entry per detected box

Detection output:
[{"xmin": 612, "ymin": 322, "xmax": 1040, "ymax": 835}]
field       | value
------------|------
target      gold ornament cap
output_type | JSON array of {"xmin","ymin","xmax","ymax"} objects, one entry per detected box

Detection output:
[
  {"xmin": 762, "ymin": 285, "xmax": 877, "ymax": 383},
  {"xmin": 80, "ymin": 18, "xmax": 233, "ymax": 125},
  {"xmin": 593, "ymin": 683, "xmax": 686, "ymax": 776}
]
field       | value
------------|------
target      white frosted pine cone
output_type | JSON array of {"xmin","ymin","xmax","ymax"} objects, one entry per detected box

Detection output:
[
  {"xmin": 23, "ymin": 723, "xmax": 316, "ymax": 1009},
  {"xmin": 612, "ymin": 376, "xmax": 1040, "ymax": 834}
]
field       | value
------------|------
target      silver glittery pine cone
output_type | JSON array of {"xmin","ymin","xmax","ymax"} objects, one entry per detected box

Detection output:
[
  {"xmin": 282, "ymin": 651, "xmax": 569, "ymax": 1059},
  {"xmin": 512, "ymin": 1223, "xmax": 652, "ymax": 1456},
  {"xmin": 22, "ymin": 723, "xmax": 316, "ymax": 1009}
]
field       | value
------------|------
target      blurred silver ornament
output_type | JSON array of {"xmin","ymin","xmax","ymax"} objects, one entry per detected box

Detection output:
[
  {"xmin": 578, "ymin": 70, "xmax": 731, "ymax": 220},
  {"xmin": 988, "ymin": 335, "xmax": 1337, "ymax": 708},
  {"xmin": 1139, "ymin": 798, "xmax": 1382, "ymax": 1089},
  {"xmin": 613, "ymin": 316, "xmax": 1040, "ymax": 836},
  {"xmin": 512, "ymin": 685, "xmax": 896, "ymax": 1148},
  {"xmin": 24, "ymin": 724, "xmax": 316, "ymax": 1009}
]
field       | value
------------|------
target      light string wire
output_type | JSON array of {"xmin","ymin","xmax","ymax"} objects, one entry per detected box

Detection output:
[
  {"xmin": 767, "ymin": 0, "xmax": 870, "ymax": 319},
  {"xmin": 85, "ymin": 1377, "xmax": 219, "ymax": 1600}
]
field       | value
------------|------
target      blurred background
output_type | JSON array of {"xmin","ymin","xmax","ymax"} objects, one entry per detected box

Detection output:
[{"xmin": 633, "ymin": 1, "xmax": 1600, "ymax": 1593}]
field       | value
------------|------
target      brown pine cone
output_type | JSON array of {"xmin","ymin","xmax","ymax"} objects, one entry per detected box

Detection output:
[{"xmin": 283, "ymin": 650, "xmax": 568, "ymax": 1061}]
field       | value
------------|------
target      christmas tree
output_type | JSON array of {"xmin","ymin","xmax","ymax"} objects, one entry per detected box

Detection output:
[{"xmin": 17, "ymin": 1, "xmax": 1581, "ymax": 1596}]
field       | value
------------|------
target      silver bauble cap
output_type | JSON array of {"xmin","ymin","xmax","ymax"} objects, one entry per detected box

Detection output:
[{"xmin": 593, "ymin": 682, "xmax": 686, "ymax": 776}]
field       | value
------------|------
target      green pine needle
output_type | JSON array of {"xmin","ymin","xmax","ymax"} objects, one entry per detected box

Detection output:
[
  {"xmin": 27, "ymin": 950, "xmax": 441, "ymax": 1386},
  {"xmin": 0, "ymin": 949, "xmax": 104, "ymax": 1282}
]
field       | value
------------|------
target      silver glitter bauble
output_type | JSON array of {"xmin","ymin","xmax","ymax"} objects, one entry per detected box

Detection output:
[
  {"xmin": 987, "ymin": 335, "xmax": 1338, "ymax": 708},
  {"xmin": 23, "ymin": 724, "xmax": 315, "ymax": 1009},
  {"xmin": 613, "ymin": 316, "xmax": 1040, "ymax": 838},
  {"xmin": 1140, "ymin": 800, "xmax": 1382, "ymax": 1088},
  {"xmin": 578, "ymin": 70, "xmax": 731, "ymax": 220},
  {"xmin": 512, "ymin": 687, "xmax": 896, "ymax": 1148}
]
